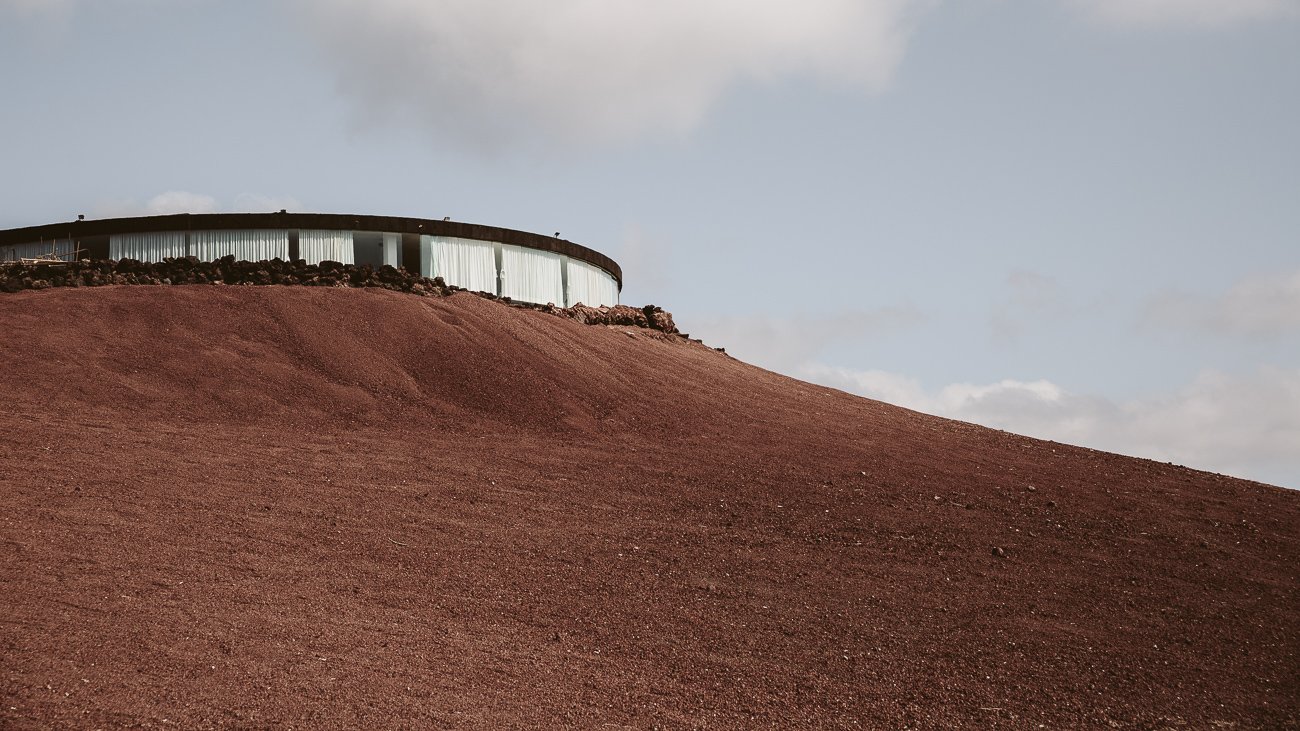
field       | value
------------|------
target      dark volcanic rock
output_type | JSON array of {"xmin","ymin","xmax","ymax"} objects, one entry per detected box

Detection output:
[{"xmin": 0, "ymin": 259, "xmax": 680, "ymax": 335}]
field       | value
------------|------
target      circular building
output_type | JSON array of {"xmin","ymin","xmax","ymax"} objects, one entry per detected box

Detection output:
[{"xmin": 0, "ymin": 212, "xmax": 621, "ymax": 308}]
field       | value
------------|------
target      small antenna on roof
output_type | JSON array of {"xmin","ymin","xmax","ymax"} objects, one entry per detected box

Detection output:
[
  {"xmin": 555, "ymin": 232, "xmax": 561, "ymax": 238},
  {"xmin": 77, "ymin": 214, "xmax": 85, "ymax": 221}
]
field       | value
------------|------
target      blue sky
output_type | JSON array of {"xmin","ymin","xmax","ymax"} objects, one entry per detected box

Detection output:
[{"xmin": 2, "ymin": 0, "xmax": 1297, "ymax": 486}]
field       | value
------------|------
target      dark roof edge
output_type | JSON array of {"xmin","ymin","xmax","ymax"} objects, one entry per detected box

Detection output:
[{"xmin": 0, "ymin": 212, "xmax": 622, "ymax": 287}]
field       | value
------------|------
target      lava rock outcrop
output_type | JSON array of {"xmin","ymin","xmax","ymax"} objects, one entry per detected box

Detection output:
[{"xmin": 0, "ymin": 257, "xmax": 677, "ymax": 334}]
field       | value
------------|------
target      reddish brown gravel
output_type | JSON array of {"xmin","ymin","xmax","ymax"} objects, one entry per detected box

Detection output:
[{"xmin": 1, "ymin": 286, "xmax": 1296, "ymax": 730}]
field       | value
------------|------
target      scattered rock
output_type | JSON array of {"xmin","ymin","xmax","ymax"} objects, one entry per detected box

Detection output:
[{"xmin": 564, "ymin": 303, "xmax": 678, "ymax": 334}]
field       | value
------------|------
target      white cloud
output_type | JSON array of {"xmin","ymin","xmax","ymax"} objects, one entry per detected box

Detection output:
[
  {"xmin": 803, "ymin": 362, "xmax": 1300, "ymax": 488},
  {"xmin": 92, "ymin": 192, "xmax": 213, "ymax": 218},
  {"xmin": 230, "ymin": 193, "xmax": 304, "ymax": 214},
  {"xmin": 91, "ymin": 191, "xmax": 303, "ymax": 218},
  {"xmin": 9, "ymin": 0, "xmax": 1286, "ymax": 147},
  {"xmin": 290, "ymin": 0, "xmax": 929, "ymax": 147},
  {"xmin": 144, "ymin": 191, "xmax": 219, "ymax": 215},
  {"xmin": 1144, "ymin": 269, "xmax": 1300, "ymax": 338},
  {"xmin": 1068, "ymin": 0, "xmax": 1300, "ymax": 28}
]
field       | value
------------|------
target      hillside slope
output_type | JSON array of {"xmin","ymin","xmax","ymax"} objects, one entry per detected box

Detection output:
[{"xmin": 1, "ymin": 286, "xmax": 1296, "ymax": 729}]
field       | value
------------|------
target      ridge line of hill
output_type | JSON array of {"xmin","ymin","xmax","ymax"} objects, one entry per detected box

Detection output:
[{"xmin": 1, "ymin": 285, "xmax": 1296, "ymax": 728}]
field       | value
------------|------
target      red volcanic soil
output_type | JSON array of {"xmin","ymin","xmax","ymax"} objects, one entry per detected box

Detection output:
[{"xmin": 1, "ymin": 286, "xmax": 1296, "ymax": 730}]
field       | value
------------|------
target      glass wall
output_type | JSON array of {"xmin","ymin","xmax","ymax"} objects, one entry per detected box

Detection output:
[
  {"xmin": 565, "ymin": 257, "xmax": 620, "ymax": 308},
  {"xmin": 418, "ymin": 235, "xmax": 618, "ymax": 307},
  {"xmin": 110, "ymin": 232, "xmax": 187, "ymax": 261},
  {"xmin": 422, "ymin": 235, "xmax": 498, "ymax": 294},
  {"xmin": 3, "ymin": 226, "xmax": 621, "ymax": 308},
  {"xmin": 300, "ymin": 230, "xmax": 354, "ymax": 265},
  {"xmin": 191, "ymin": 230, "xmax": 289, "ymax": 262},
  {"xmin": 500, "ymin": 244, "xmax": 564, "ymax": 306}
]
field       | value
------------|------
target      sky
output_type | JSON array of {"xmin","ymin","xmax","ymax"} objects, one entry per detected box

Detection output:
[{"xmin": 2, "ymin": 0, "xmax": 1297, "ymax": 487}]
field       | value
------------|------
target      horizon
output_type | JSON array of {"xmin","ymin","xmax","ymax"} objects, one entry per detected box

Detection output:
[{"xmin": 2, "ymin": 0, "xmax": 1296, "ymax": 487}]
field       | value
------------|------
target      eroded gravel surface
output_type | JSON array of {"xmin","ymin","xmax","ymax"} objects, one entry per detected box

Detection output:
[{"xmin": 1, "ymin": 286, "xmax": 1296, "ymax": 729}]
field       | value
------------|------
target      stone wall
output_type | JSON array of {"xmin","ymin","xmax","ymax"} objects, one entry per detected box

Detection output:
[{"xmin": 0, "ymin": 257, "xmax": 677, "ymax": 335}]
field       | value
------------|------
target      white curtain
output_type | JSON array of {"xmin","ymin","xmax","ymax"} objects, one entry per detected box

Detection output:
[
  {"xmin": 500, "ymin": 244, "xmax": 563, "ymax": 305},
  {"xmin": 381, "ymin": 233, "xmax": 400, "ymax": 268},
  {"xmin": 110, "ymin": 232, "xmax": 186, "ymax": 262},
  {"xmin": 425, "ymin": 235, "xmax": 497, "ymax": 293},
  {"xmin": 565, "ymin": 257, "xmax": 619, "ymax": 307},
  {"xmin": 191, "ymin": 230, "xmax": 289, "ymax": 262},
  {"xmin": 299, "ymin": 230, "xmax": 354, "ymax": 265},
  {"xmin": 1, "ymin": 239, "xmax": 78, "ymax": 262}
]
